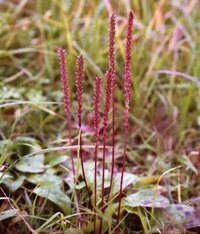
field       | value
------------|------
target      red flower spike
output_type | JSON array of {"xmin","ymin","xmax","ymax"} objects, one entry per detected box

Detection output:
[
  {"xmin": 57, "ymin": 47, "xmax": 75, "ymax": 174},
  {"xmin": 57, "ymin": 48, "xmax": 71, "ymax": 135},
  {"xmin": 109, "ymin": 14, "xmax": 116, "ymax": 74},
  {"xmin": 76, "ymin": 55, "xmax": 85, "ymax": 128},
  {"xmin": 108, "ymin": 13, "xmax": 116, "ymax": 201}
]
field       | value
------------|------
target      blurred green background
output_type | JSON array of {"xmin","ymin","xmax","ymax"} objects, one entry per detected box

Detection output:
[{"xmin": 0, "ymin": 0, "xmax": 199, "ymax": 153}]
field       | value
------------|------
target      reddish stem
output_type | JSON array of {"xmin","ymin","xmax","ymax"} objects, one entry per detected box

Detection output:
[
  {"xmin": 99, "ymin": 69, "xmax": 113, "ymax": 233},
  {"xmin": 57, "ymin": 48, "xmax": 81, "ymax": 225},
  {"xmin": 99, "ymin": 14, "xmax": 116, "ymax": 228},
  {"xmin": 99, "ymin": 70, "xmax": 113, "ymax": 234},
  {"xmin": 107, "ymin": 13, "xmax": 116, "ymax": 201},
  {"xmin": 93, "ymin": 76, "xmax": 102, "ymax": 232},
  {"xmin": 101, "ymin": 69, "xmax": 112, "ymax": 212},
  {"xmin": 116, "ymin": 10, "xmax": 134, "ymax": 226},
  {"xmin": 76, "ymin": 55, "xmax": 92, "ymax": 208},
  {"xmin": 79, "ymin": 131, "xmax": 92, "ymax": 207},
  {"xmin": 57, "ymin": 47, "xmax": 75, "ymax": 176}
]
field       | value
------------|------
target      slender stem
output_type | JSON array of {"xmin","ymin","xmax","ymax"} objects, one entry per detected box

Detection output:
[
  {"xmin": 94, "ymin": 143, "xmax": 98, "ymax": 208},
  {"xmin": 116, "ymin": 10, "xmax": 134, "ymax": 228},
  {"xmin": 93, "ymin": 76, "xmax": 102, "ymax": 233},
  {"xmin": 101, "ymin": 134, "xmax": 107, "ymax": 212},
  {"xmin": 107, "ymin": 84, "xmax": 115, "ymax": 202},
  {"xmin": 94, "ymin": 140, "xmax": 99, "ymax": 233},
  {"xmin": 57, "ymin": 47, "xmax": 80, "ymax": 226},
  {"xmin": 68, "ymin": 123, "xmax": 76, "ymax": 183},
  {"xmin": 79, "ymin": 129, "xmax": 92, "ymax": 208},
  {"xmin": 68, "ymin": 120, "xmax": 81, "ymax": 227},
  {"xmin": 75, "ymin": 54, "xmax": 92, "ymax": 214},
  {"xmin": 99, "ymin": 70, "xmax": 112, "ymax": 234},
  {"xmin": 101, "ymin": 70, "xmax": 112, "ymax": 211},
  {"xmin": 116, "ymin": 127, "xmax": 128, "ymax": 225},
  {"xmin": 98, "ymin": 133, "xmax": 108, "ymax": 233}
]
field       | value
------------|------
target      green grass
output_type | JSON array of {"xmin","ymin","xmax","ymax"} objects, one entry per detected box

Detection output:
[{"xmin": 0, "ymin": 0, "xmax": 200, "ymax": 233}]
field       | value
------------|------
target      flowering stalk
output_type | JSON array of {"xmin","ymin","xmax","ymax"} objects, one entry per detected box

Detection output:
[
  {"xmin": 98, "ymin": 69, "xmax": 113, "ymax": 234},
  {"xmin": 116, "ymin": 10, "xmax": 134, "ymax": 225},
  {"xmin": 101, "ymin": 69, "xmax": 113, "ymax": 210},
  {"xmin": 57, "ymin": 47, "xmax": 75, "ymax": 175},
  {"xmin": 75, "ymin": 55, "xmax": 92, "ymax": 207},
  {"xmin": 93, "ymin": 76, "xmax": 102, "ymax": 232},
  {"xmin": 57, "ymin": 48, "xmax": 81, "ymax": 225},
  {"xmin": 107, "ymin": 13, "xmax": 116, "ymax": 200}
]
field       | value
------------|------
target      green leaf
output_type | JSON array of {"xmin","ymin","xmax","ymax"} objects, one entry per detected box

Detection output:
[
  {"xmin": 46, "ymin": 155, "xmax": 68, "ymax": 167},
  {"xmin": 77, "ymin": 160, "xmax": 97, "ymax": 189},
  {"xmin": 27, "ymin": 168, "xmax": 62, "ymax": 187},
  {"xmin": 163, "ymin": 204, "xmax": 195, "ymax": 226},
  {"xmin": 7, "ymin": 176, "xmax": 25, "ymax": 192},
  {"xmin": 0, "ymin": 209, "xmax": 18, "ymax": 221},
  {"xmin": 82, "ymin": 219, "xmax": 108, "ymax": 234},
  {"xmin": 124, "ymin": 189, "xmax": 170, "ymax": 208},
  {"xmin": 0, "ymin": 172, "xmax": 13, "ymax": 184},
  {"xmin": 0, "ymin": 172, "xmax": 25, "ymax": 191},
  {"xmin": 33, "ymin": 186, "xmax": 70, "ymax": 214},
  {"xmin": 0, "ymin": 139, "xmax": 13, "ymax": 155},
  {"xmin": 14, "ymin": 137, "xmax": 45, "ymax": 173},
  {"xmin": 76, "ymin": 181, "xmax": 86, "ymax": 190},
  {"xmin": 77, "ymin": 162, "xmax": 138, "ymax": 195},
  {"xmin": 25, "ymin": 88, "xmax": 46, "ymax": 101},
  {"xmin": 15, "ymin": 154, "xmax": 45, "ymax": 173},
  {"xmin": 80, "ymin": 161, "xmax": 94, "ymax": 181},
  {"xmin": 14, "ymin": 137, "xmax": 41, "ymax": 156},
  {"xmin": 185, "ymin": 215, "xmax": 200, "ymax": 229},
  {"xmin": 0, "ymin": 86, "xmax": 21, "ymax": 99},
  {"xmin": 136, "ymin": 175, "xmax": 160, "ymax": 187},
  {"xmin": 112, "ymin": 172, "xmax": 139, "ymax": 194},
  {"xmin": 0, "ymin": 140, "xmax": 13, "ymax": 166}
]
